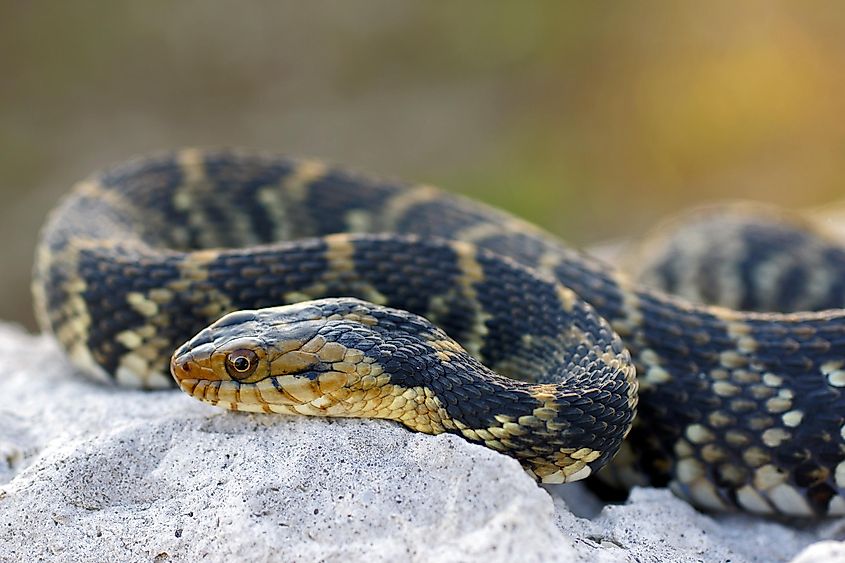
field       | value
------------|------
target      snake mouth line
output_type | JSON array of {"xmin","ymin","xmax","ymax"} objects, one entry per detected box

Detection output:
[
  {"xmin": 175, "ymin": 370, "xmax": 358, "ymax": 417},
  {"xmin": 176, "ymin": 377, "xmax": 298, "ymax": 415}
]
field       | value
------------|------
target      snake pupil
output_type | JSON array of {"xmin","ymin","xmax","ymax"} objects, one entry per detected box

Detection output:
[{"xmin": 233, "ymin": 357, "xmax": 250, "ymax": 371}]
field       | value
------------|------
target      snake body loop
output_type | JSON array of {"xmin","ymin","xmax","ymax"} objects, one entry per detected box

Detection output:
[{"xmin": 33, "ymin": 149, "xmax": 845, "ymax": 517}]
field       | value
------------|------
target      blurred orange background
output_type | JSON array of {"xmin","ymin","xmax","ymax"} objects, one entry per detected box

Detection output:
[{"xmin": 3, "ymin": 1, "xmax": 845, "ymax": 329}]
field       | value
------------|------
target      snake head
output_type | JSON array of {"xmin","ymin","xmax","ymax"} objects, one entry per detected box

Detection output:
[{"xmin": 170, "ymin": 298, "xmax": 384, "ymax": 415}]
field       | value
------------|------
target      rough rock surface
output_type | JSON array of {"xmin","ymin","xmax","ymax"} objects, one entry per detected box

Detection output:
[{"xmin": 0, "ymin": 323, "xmax": 843, "ymax": 562}]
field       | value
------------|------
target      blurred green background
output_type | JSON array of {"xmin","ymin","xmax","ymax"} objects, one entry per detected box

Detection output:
[{"xmin": 3, "ymin": 1, "xmax": 845, "ymax": 330}]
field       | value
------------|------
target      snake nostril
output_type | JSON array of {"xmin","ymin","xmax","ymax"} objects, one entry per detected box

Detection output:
[{"xmin": 171, "ymin": 356, "xmax": 193, "ymax": 379}]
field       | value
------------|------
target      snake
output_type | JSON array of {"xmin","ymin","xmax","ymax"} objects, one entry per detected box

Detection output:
[{"xmin": 31, "ymin": 148, "xmax": 845, "ymax": 518}]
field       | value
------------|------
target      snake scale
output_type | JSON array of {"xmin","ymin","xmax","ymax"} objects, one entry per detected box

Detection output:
[{"xmin": 32, "ymin": 148, "xmax": 845, "ymax": 518}]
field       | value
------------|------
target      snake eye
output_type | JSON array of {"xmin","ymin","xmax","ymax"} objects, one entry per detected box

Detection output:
[{"xmin": 225, "ymin": 349, "xmax": 259, "ymax": 380}]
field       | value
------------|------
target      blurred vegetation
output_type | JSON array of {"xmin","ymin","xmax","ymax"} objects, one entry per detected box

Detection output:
[{"xmin": 3, "ymin": 1, "xmax": 845, "ymax": 329}]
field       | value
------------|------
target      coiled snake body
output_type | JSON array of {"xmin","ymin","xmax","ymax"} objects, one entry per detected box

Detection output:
[{"xmin": 32, "ymin": 149, "xmax": 845, "ymax": 517}]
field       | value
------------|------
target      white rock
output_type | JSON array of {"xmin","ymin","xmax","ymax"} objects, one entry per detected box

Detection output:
[
  {"xmin": 791, "ymin": 541, "xmax": 845, "ymax": 563},
  {"xmin": 0, "ymin": 323, "xmax": 840, "ymax": 562}
]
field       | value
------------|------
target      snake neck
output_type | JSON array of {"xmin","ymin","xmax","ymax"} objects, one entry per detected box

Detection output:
[{"xmin": 352, "ymin": 314, "xmax": 633, "ymax": 484}]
